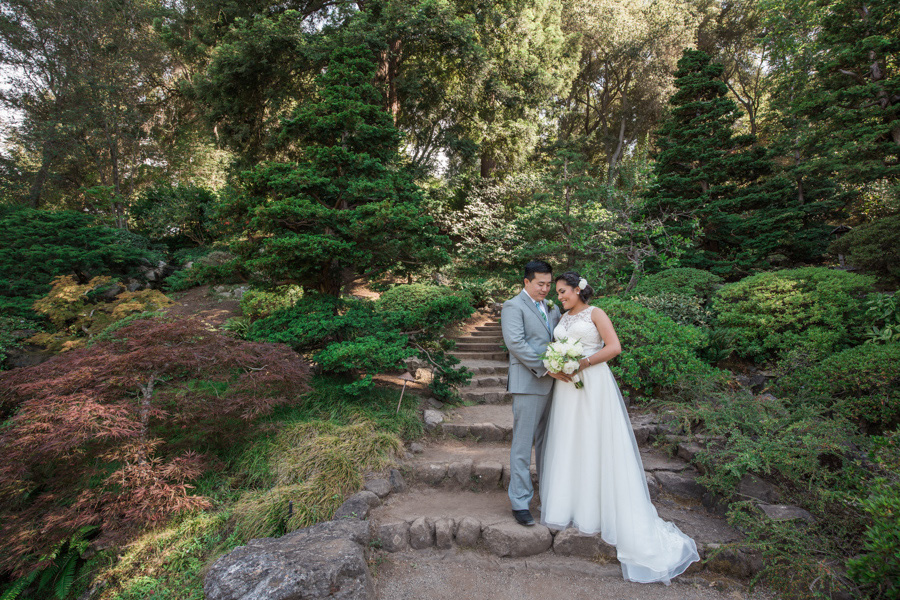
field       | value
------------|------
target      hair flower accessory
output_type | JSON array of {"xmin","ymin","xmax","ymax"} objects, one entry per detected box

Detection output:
[{"xmin": 578, "ymin": 277, "xmax": 588, "ymax": 290}]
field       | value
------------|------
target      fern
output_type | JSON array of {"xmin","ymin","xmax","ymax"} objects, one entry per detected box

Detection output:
[
  {"xmin": 0, "ymin": 571, "xmax": 37, "ymax": 600},
  {"xmin": 53, "ymin": 554, "xmax": 78, "ymax": 599}
]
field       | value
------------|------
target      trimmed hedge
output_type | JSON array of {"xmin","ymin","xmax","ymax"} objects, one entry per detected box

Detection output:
[
  {"xmin": 630, "ymin": 268, "xmax": 724, "ymax": 301},
  {"xmin": 712, "ymin": 267, "xmax": 874, "ymax": 361},
  {"xmin": 594, "ymin": 297, "xmax": 727, "ymax": 398}
]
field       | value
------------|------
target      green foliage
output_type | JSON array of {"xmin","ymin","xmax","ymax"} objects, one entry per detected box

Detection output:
[
  {"xmin": 712, "ymin": 267, "xmax": 875, "ymax": 361},
  {"xmin": 829, "ymin": 215, "xmax": 900, "ymax": 283},
  {"xmin": 130, "ymin": 184, "xmax": 220, "ymax": 246},
  {"xmin": 0, "ymin": 207, "xmax": 150, "ymax": 318},
  {"xmin": 593, "ymin": 297, "xmax": 727, "ymax": 398},
  {"xmin": 0, "ymin": 525, "xmax": 97, "ymax": 600},
  {"xmin": 645, "ymin": 50, "xmax": 833, "ymax": 273},
  {"xmin": 776, "ymin": 343, "xmax": 900, "ymax": 433},
  {"xmin": 248, "ymin": 288, "xmax": 474, "ymax": 397},
  {"xmin": 240, "ymin": 285, "xmax": 303, "ymax": 321},
  {"xmin": 630, "ymin": 293, "xmax": 713, "ymax": 328},
  {"xmin": 222, "ymin": 46, "xmax": 448, "ymax": 294},
  {"xmin": 163, "ymin": 260, "xmax": 246, "ymax": 292},
  {"xmin": 863, "ymin": 293, "xmax": 900, "ymax": 344},
  {"xmin": 847, "ymin": 433, "xmax": 900, "ymax": 599},
  {"xmin": 629, "ymin": 267, "xmax": 723, "ymax": 301}
]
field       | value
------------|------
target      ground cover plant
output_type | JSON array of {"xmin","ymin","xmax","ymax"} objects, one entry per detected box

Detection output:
[{"xmin": 712, "ymin": 267, "xmax": 875, "ymax": 362}]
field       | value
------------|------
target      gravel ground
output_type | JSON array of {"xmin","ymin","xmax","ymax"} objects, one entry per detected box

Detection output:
[{"xmin": 373, "ymin": 548, "xmax": 776, "ymax": 600}]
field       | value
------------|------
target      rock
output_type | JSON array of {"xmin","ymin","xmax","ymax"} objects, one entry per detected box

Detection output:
[
  {"xmin": 204, "ymin": 519, "xmax": 373, "ymax": 600},
  {"xmin": 702, "ymin": 491, "xmax": 730, "ymax": 517},
  {"xmin": 199, "ymin": 250, "xmax": 237, "ymax": 267},
  {"xmin": 4, "ymin": 345, "xmax": 54, "ymax": 369},
  {"xmin": 748, "ymin": 373, "xmax": 769, "ymax": 390},
  {"xmin": 472, "ymin": 461, "xmax": 502, "ymax": 488},
  {"xmin": 378, "ymin": 521, "xmax": 410, "ymax": 552},
  {"xmin": 448, "ymin": 460, "xmax": 473, "ymax": 485},
  {"xmin": 426, "ymin": 398, "xmax": 444, "ymax": 410},
  {"xmin": 232, "ymin": 285, "xmax": 249, "ymax": 300},
  {"xmin": 364, "ymin": 479, "xmax": 392, "ymax": 498},
  {"xmin": 455, "ymin": 517, "xmax": 481, "ymax": 547},
  {"xmin": 441, "ymin": 424, "xmax": 470, "ymax": 438},
  {"xmin": 126, "ymin": 282, "xmax": 143, "ymax": 292},
  {"xmin": 645, "ymin": 473, "xmax": 660, "ymax": 501},
  {"xmin": 434, "ymin": 518, "xmax": 455, "ymax": 549},
  {"xmin": 470, "ymin": 423, "xmax": 505, "ymax": 442},
  {"xmin": 415, "ymin": 368, "xmax": 434, "ymax": 384},
  {"xmin": 333, "ymin": 491, "xmax": 381, "ymax": 520},
  {"xmin": 144, "ymin": 270, "xmax": 158, "ymax": 282},
  {"xmin": 703, "ymin": 543, "xmax": 757, "ymax": 578},
  {"xmin": 423, "ymin": 409, "xmax": 444, "ymax": 429},
  {"xmin": 482, "ymin": 522, "xmax": 553, "ymax": 557},
  {"xmin": 758, "ymin": 504, "xmax": 815, "ymax": 524},
  {"xmin": 632, "ymin": 425, "xmax": 653, "ymax": 446},
  {"xmin": 98, "ymin": 283, "xmax": 124, "ymax": 301},
  {"xmin": 738, "ymin": 474, "xmax": 781, "ymax": 504},
  {"xmin": 414, "ymin": 463, "xmax": 447, "ymax": 485},
  {"xmin": 408, "ymin": 517, "xmax": 435, "ymax": 550},
  {"xmin": 655, "ymin": 470, "xmax": 706, "ymax": 502},
  {"xmin": 408, "ymin": 442, "xmax": 425, "ymax": 454},
  {"xmin": 214, "ymin": 285, "xmax": 229, "ymax": 294},
  {"xmin": 552, "ymin": 528, "xmax": 616, "ymax": 559},
  {"xmin": 389, "ymin": 469, "xmax": 407, "ymax": 493},
  {"xmin": 677, "ymin": 442, "xmax": 704, "ymax": 462}
]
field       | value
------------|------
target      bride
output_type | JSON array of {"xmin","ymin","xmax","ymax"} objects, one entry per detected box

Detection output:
[{"xmin": 539, "ymin": 271, "xmax": 700, "ymax": 584}]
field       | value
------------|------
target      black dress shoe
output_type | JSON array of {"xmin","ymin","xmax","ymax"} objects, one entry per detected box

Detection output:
[{"xmin": 512, "ymin": 509, "xmax": 535, "ymax": 526}]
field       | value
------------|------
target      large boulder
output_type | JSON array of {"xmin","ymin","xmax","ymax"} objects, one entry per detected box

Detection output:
[{"xmin": 204, "ymin": 520, "xmax": 373, "ymax": 600}]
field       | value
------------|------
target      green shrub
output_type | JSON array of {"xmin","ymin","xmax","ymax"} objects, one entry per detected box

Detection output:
[
  {"xmin": 829, "ymin": 215, "xmax": 900, "ymax": 283},
  {"xmin": 864, "ymin": 292, "xmax": 900, "ymax": 344},
  {"xmin": 0, "ymin": 206, "xmax": 151, "ymax": 318},
  {"xmin": 130, "ymin": 184, "xmax": 220, "ymax": 246},
  {"xmin": 249, "ymin": 290, "xmax": 474, "ymax": 398},
  {"xmin": 164, "ymin": 260, "xmax": 246, "ymax": 292},
  {"xmin": 712, "ymin": 267, "xmax": 875, "ymax": 361},
  {"xmin": 240, "ymin": 285, "xmax": 303, "ymax": 321},
  {"xmin": 594, "ymin": 297, "xmax": 727, "ymax": 398},
  {"xmin": 630, "ymin": 292, "xmax": 713, "ymax": 328},
  {"xmin": 629, "ymin": 267, "xmax": 724, "ymax": 301},
  {"xmin": 776, "ymin": 343, "xmax": 900, "ymax": 433}
]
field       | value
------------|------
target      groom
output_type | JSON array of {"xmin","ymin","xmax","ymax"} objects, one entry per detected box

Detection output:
[{"xmin": 501, "ymin": 260, "xmax": 566, "ymax": 527}]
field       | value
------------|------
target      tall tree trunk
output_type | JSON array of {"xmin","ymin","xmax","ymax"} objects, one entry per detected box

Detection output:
[
  {"xmin": 480, "ymin": 151, "xmax": 496, "ymax": 179},
  {"xmin": 27, "ymin": 148, "xmax": 52, "ymax": 209}
]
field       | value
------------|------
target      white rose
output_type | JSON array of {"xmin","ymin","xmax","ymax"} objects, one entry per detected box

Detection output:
[{"xmin": 562, "ymin": 361, "xmax": 578, "ymax": 374}]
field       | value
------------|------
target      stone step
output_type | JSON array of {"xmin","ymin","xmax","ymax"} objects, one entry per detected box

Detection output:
[
  {"xmin": 455, "ymin": 359, "xmax": 509, "ymax": 376},
  {"xmin": 475, "ymin": 324, "xmax": 501, "ymax": 331},
  {"xmin": 468, "ymin": 330, "xmax": 504, "ymax": 338},
  {"xmin": 369, "ymin": 487, "xmax": 756, "ymax": 578},
  {"xmin": 452, "ymin": 351, "xmax": 508, "ymax": 361},
  {"xmin": 465, "ymin": 374, "xmax": 509, "ymax": 388},
  {"xmin": 454, "ymin": 341, "xmax": 504, "ymax": 352},
  {"xmin": 461, "ymin": 386, "xmax": 512, "ymax": 404},
  {"xmin": 403, "ymin": 441, "xmax": 700, "ymax": 503},
  {"xmin": 373, "ymin": 549, "xmax": 769, "ymax": 600},
  {"xmin": 438, "ymin": 406, "xmax": 662, "ymax": 448}
]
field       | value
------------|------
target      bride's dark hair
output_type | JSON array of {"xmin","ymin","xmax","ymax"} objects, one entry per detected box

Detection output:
[{"xmin": 555, "ymin": 271, "xmax": 594, "ymax": 303}]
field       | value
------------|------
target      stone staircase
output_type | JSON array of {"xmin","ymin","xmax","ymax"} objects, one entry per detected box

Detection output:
[{"xmin": 368, "ymin": 314, "xmax": 766, "ymax": 597}]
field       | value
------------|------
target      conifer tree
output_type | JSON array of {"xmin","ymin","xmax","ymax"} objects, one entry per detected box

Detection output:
[
  {"xmin": 222, "ymin": 46, "xmax": 449, "ymax": 294},
  {"xmin": 646, "ymin": 49, "xmax": 831, "ymax": 274}
]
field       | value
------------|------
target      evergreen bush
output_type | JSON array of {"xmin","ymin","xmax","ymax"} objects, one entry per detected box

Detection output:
[
  {"xmin": 248, "ymin": 288, "xmax": 474, "ymax": 398},
  {"xmin": 829, "ymin": 215, "xmax": 900, "ymax": 283},
  {"xmin": 629, "ymin": 268, "xmax": 724, "ymax": 301},
  {"xmin": 594, "ymin": 297, "xmax": 727, "ymax": 398},
  {"xmin": 712, "ymin": 267, "xmax": 875, "ymax": 361},
  {"xmin": 776, "ymin": 343, "xmax": 900, "ymax": 433},
  {"xmin": 240, "ymin": 285, "xmax": 303, "ymax": 321},
  {"xmin": 130, "ymin": 184, "xmax": 220, "ymax": 246}
]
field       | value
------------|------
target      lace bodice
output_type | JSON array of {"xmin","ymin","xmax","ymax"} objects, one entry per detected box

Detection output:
[{"xmin": 554, "ymin": 306, "xmax": 604, "ymax": 355}]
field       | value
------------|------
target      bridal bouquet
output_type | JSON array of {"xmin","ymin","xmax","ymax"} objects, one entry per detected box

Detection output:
[{"xmin": 542, "ymin": 338, "xmax": 585, "ymax": 389}]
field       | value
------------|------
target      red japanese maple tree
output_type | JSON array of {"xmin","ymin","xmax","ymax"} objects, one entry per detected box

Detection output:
[{"xmin": 0, "ymin": 318, "xmax": 311, "ymax": 574}]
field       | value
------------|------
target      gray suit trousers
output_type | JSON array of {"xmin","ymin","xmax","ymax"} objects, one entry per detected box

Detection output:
[{"xmin": 509, "ymin": 391, "xmax": 552, "ymax": 510}]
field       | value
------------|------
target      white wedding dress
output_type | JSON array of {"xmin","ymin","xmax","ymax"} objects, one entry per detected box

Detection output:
[{"xmin": 540, "ymin": 306, "xmax": 700, "ymax": 584}]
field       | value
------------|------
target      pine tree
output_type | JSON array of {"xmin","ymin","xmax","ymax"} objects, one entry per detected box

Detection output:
[
  {"xmin": 223, "ymin": 46, "xmax": 448, "ymax": 294},
  {"xmin": 646, "ymin": 49, "xmax": 831, "ymax": 274}
]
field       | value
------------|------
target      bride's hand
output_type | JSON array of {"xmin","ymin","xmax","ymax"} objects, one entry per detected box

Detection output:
[{"xmin": 548, "ymin": 371, "xmax": 572, "ymax": 383}]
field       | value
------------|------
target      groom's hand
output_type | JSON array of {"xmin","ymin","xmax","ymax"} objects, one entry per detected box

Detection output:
[{"xmin": 548, "ymin": 371, "xmax": 572, "ymax": 383}]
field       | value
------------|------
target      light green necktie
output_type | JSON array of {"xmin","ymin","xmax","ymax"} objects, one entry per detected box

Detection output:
[{"xmin": 535, "ymin": 300, "xmax": 548, "ymax": 326}]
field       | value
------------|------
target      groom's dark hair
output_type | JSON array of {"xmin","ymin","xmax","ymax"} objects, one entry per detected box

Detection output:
[{"xmin": 524, "ymin": 260, "xmax": 552, "ymax": 281}]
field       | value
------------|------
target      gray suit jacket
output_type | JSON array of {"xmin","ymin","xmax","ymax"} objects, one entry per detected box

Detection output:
[{"xmin": 501, "ymin": 291, "xmax": 561, "ymax": 395}]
